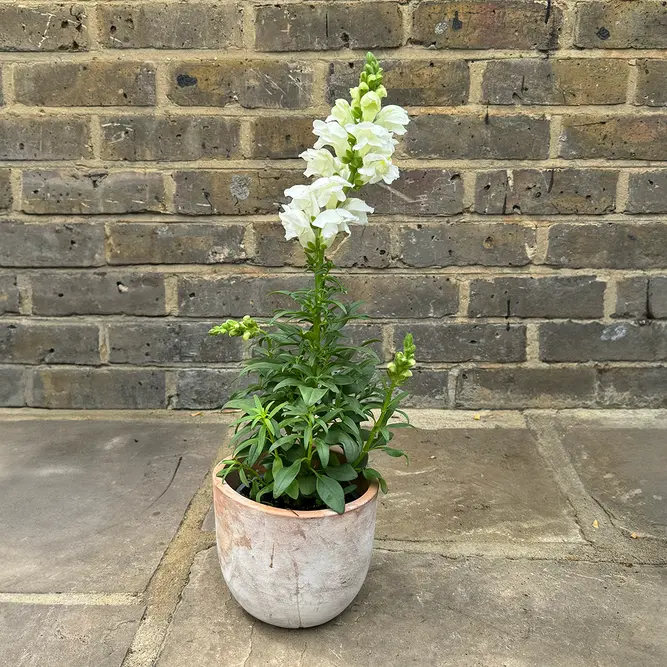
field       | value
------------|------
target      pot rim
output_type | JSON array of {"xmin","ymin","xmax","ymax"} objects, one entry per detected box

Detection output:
[{"xmin": 213, "ymin": 463, "xmax": 379, "ymax": 519}]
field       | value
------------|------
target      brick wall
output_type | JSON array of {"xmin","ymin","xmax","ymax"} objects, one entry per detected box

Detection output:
[{"xmin": 2, "ymin": 0, "xmax": 667, "ymax": 410}]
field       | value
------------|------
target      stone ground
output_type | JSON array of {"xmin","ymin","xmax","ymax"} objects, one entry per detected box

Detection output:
[{"xmin": 1, "ymin": 409, "xmax": 666, "ymax": 667}]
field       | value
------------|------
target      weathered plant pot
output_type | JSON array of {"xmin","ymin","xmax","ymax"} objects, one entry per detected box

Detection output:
[{"xmin": 212, "ymin": 464, "xmax": 379, "ymax": 628}]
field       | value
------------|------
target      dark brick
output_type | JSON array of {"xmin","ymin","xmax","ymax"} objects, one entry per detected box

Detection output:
[
  {"xmin": 31, "ymin": 272, "xmax": 166, "ymax": 316},
  {"xmin": 398, "ymin": 223, "xmax": 535, "ymax": 268},
  {"xmin": 0, "ymin": 275, "xmax": 20, "ymax": 314},
  {"xmin": 402, "ymin": 369, "xmax": 449, "ymax": 409},
  {"xmin": 98, "ymin": 3, "xmax": 243, "ymax": 49},
  {"xmin": 108, "ymin": 223, "xmax": 246, "ymax": 265},
  {"xmin": 614, "ymin": 277, "xmax": 648, "ymax": 319},
  {"xmin": 100, "ymin": 116, "xmax": 241, "ymax": 161},
  {"xmin": 0, "ymin": 170, "xmax": 11, "ymax": 211},
  {"xmin": 172, "ymin": 170, "xmax": 297, "ymax": 216},
  {"xmin": 649, "ymin": 277, "xmax": 667, "ymax": 319},
  {"xmin": 171, "ymin": 368, "xmax": 245, "ymax": 409},
  {"xmin": 405, "ymin": 114, "xmax": 550, "ymax": 159},
  {"xmin": 328, "ymin": 59, "xmax": 469, "ymax": 107},
  {"xmin": 108, "ymin": 321, "xmax": 242, "ymax": 365},
  {"xmin": 251, "ymin": 222, "xmax": 391, "ymax": 269},
  {"xmin": 474, "ymin": 169, "xmax": 617, "ymax": 216},
  {"xmin": 413, "ymin": 1, "xmax": 561, "ymax": 50},
  {"xmin": 626, "ymin": 171, "xmax": 667, "ymax": 214},
  {"xmin": 456, "ymin": 367, "xmax": 596, "ymax": 409},
  {"xmin": 395, "ymin": 323, "xmax": 526, "ymax": 363},
  {"xmin": 546, "ymin": 223, "xmax": 667, "ymax": 269},
  {"xmin": 367, "ymin": 170, "xmax": 464, "ymax": 216},
  {"xmin": 560, "ymin": 116, "xmax": 667, "ymax": 160},
  {"xmin": 31, "ymin": 368, "xmax": 166, "ymax": 409},
  {"xmin": 249, "ymin": 117, "xmax": 314, "ymax": 159},
  {"xmin": 255, "ymin": 3, "xmax": 403, "ymax": 52},
  {"xmin": 597, "ymin": 367, "xmax": 667, "ymax": 408},
  {"xmin": 0, "ymin": 222, "xmax": 104, "ymax": 268},
  {"xmin": 15, "ymin": 62, "xmax": 155, "ymax": 106},
  {"xmin": 0, "ymin": 4, "xmax": 87, "ymax": 52},
  {"xmin": 540, "ymin": 321, "xmax": 667, "ymax": 362},
  {"xmin": 635, "ymin": 60, "xmax": 667, "ymax": 107},
  {"xmin": 340, "ymin": 323, "xmax": 385, "ymax": 359},
  {"xmin": 0, "ymin": 367, "xmax": 26, "ymax": 407},
  {"xmin": 0, "ymin": 321, "xmax": 99, "ymax": 365},
  {"xmin": 168, "ymin": 61, "xmax": 313, "ymax": 109},
  {"xmin": 22, "ymin": 171, "xmax": 165, "ymax": 215},
  {"xmin": 469, "ymin": 276, "xmax": 605, "ymax": 319},
  {"xmin": 0, "ymin": 68, "xmax": 3, "ymax": 106},
  {"xmin": 0, "ymin": 118, "xmax": 91, "ymax": 160},
  {"xmin": 575, "ymin": 2, "xmax": 667, "ymax": 49}
]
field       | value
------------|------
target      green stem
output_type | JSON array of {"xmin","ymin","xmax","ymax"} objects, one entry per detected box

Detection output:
[{"xmin": 353, "ymin": 379, "xmax": 397, "ymax": 467}]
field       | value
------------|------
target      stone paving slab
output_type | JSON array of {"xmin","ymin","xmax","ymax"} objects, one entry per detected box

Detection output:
[
  {"xmin": 0, "ymin": 419, "xmax": 225, "ymax": 593},
  {"xmin": 0, "ymin": 602, "xmax": 144, "ymax": 667},
  {"xmin": 157, "ymin": 547, "xmax": 667, "ymax": 667},
  {"xmin": 373, "ymin": 427, "xmax": 582, "ymax": 543}
]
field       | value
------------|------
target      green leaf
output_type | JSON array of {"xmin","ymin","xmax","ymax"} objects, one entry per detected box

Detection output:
[
  {"xmin": 285, "ymin": 479, "xmax": 300, "ymax": 500},
  {"xmin": 298, "ymin": 474, "xmax": 316, "ymax": 495},
  {"xmin": 325, "ymin": 463, "xmax": 358, "ymax": 482},
  {"xmin": 316, "ymin": 475, "xmax": 345, "ymax": 514},
  {"xmin": 273, "ymin": 459, "xmax": 303, "ymax": 498},
  {"xmin": 315, "ymin": 439, "xmax": 330, "ymax": 468},
  {"xmin": 255, "ymin": 483, "xmax": 274, "ymax": 503},
  {"xmin": 363, "ymin": 467, "xmax": 388, "ymax": 493},
  {"xmin": 382, "ymin": 446, "xmax": 409, "ymax": 462},
  {"xmin": 298, "ymin": 386, "xmax": 328, "ymax": 407}
]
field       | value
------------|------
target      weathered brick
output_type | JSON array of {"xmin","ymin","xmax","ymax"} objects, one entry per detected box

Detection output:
[
  {"xmin": 0, "ymin": 4, "xmax": 87, "ymax": 52},
  {"xmin": 560, "ymin": 116, "xmax": 667, "ymax": 160},
  {"xmin": 614, "ymin": 277, "xmax": 648, "ymax": 319},
  {"xmin": 0, "ymin": 367, "xmax": 26, "ymax": 407},
  {"xmin": 340, "ymin": 323, "xmax": 385, "ymax": 359},
  {"xmin": 15, "ymin": 62, "xmax": 155, "ymax": 107},
  {"xmin": 345, "ymin": 275, "xmax": 458, "ymax": 318},
  {"xmin": 172, "ymin": 170, "xmax": 297, "ymax": 216},
  {"xmin": 108, "ymin": 223, "xmax": 246, "ymax": 265},
  {"xmin": 22, "ymin": 171, "xmax": 165, "ymax": 215},
  {"xmin": 405, "ymin": 114, "xmax": 550, "ymax": 159},
  {"xmin": 413, "ymin": 1, "xmax": 561, "ymax": 50},
  {"xmin": 597, "ymin": 367, "xmax": 667, "ymax": 408},
  {"xmin": 635, "ymin": 60, "xmax": 667, "ymax": 107},
  {"xmin": 108, "ymin": 321, "xmax": 242, "ymax": 365},
  {"xmin": 469, "ymin": 276, "xmax": 605, "ymax": 319},
  {"xmin": 251, "ymin": 222, "xmax": 391, "ymax": 269},
  {"xmin": 328, "ymin": 59, "xmax": 469, "ymax": 107},
  {"xmin": 0, "ymin": 170, "xmax": 11, "ymax": 211},
  {"xmin": 31, "ymin": 272, "xmax": 166, "ymax": 316},
  {"xmin": 0, "ymin": 275, "xmax": 20, "ymax": 314},
  {"xmin": 474, "ymin": 169, "xmax": 617, "ymax": 216},
  {"xmin": 546, "ymin": 223, "xmax": 667, "ymax": 269},
  {"xmin": 255, "ymin": 3, "xmax": 403, "ymax": 52},
  {"xmin": 0, "ymin": 321, "xmax": 99, "ymax": 365},
  {"xmin": 649, "ymin": 277, "xmax": 667, "ymax": 319},
  {"xmin": 626, "ymin": 171, "xmax": 667, "ymax": 213},
  {"xmin": 100, "ymin": 116, "xmax": 241, "ymax": 161},
  {"xmin": 0, "ymin": 68, "xmax": 4, "ymax": 106},
  {"xmin": 31, "ymin": 368, "xmax": 166, "ymax": 409},
  {"xmin": 456, "ymin": 367, "xmax": 596, "ymax": 409},
  {"xmin": 0, "ymin": 118, "xmax": 91, "ymax": 160},
  {"xmin": 483, "ymin": 59, "xmax": 628, "ymax": 106},
  {"xmin": 574, "ymin": 2, "xmax": 667, "ymax": 49},
  {"xmin": 168, "ymin": 61, "xmax": 313, "ymax": 109},
  {"xmin": 540, "ymin": 321, "xmax": 667, "ymax": 362},
  {"xmin": 0, "ymin": 222, "xmax": 104, "ymax": 267},
  {"xmin": 402, "ymin": 369, "xmax": 449, "ymax": 409},
  {"xmin": 366, "ymin": 170, "xmax": 464, "ymax": 217},
  {"xmin": 395, "ymin": 323, "xmax": 526, "ymax": 363},
  {"xmin": 398, "ymin": 223, "xmax": 535, "ymax": 268},
  {"xmin": 171, "ymin": 369, "xmax": 244, "ymax": 410},
  {"xmin": 99, "ymin": 3, "xmax": 243, "ymax": 49},
  {"xmin": 249, "ymin": 117, "xmax": 314, "ymax": 159}
]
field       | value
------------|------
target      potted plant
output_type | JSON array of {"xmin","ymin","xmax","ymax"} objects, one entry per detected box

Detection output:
[{"xmin": 209, "ymin": 53, "xmax": 415, "ymax": 628}]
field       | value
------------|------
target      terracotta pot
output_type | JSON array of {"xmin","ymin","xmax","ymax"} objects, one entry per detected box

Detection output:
[{"xmin": 212, "ymin": 464, "xmax": 379, "ymax": 628}]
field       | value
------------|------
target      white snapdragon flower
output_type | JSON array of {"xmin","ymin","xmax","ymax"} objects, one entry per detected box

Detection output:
[
  {"xmin": 346, "ymin": 121, "xmax": 396, "ymax": 157},
  {"xmin": 341, "ymin": 198, "xmax": 374, "ymax": 225},
  {"xmin": 284, "ymin": 184, "xmax": 319, "ymax": 217},
  {"xmin": 309, "ymin": 176, "xmax": 351, "ymax": 209},
  {"xmin": 358, "ymin": 152, "xmax": 400, "ymax": 185},
  {"xmin": 312, "ymin": 208, "xmax": 357, "ymax": 244},
  {"xmin": 375, "ymin": 105, "xmax": 410, "ymax": 135},
  {"xmin": 326, "ymin": 99, "xmax": 355, "ymax": 126},
  {"xmin": 313, "ymin": 120, "xmax": 350, "ymax": 158},
  {"xmin": 360, "ymin": 91, "xmax": 382, "ymax": 122},
  {"xmin": 279, "ymin": 205, "xmax": 315, "ymax": 247},
  {"xmin": 299, "ymin": 148, "xmax": 349, "ymax": 181}
]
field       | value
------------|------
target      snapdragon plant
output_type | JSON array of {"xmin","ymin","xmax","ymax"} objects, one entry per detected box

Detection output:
[{"xmin": 210, "ymin": 53, "xmax": 415, "ymax": 514}]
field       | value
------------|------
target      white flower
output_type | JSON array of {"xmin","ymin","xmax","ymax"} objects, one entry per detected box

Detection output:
[
  {"xmin": 360, "ymin": 91, "xmax": 382, "ymax": 122},
  {"xmin": 309, "ymin": 175, "xmax": 351, "ymax": 209},
  {"xmin": 341, "ymin": 198, "xmax": 373, "ymax": 225},
  {"xmin": 299, "ymin": 148, "xmax": 349, "ymax": 180},
  {"xmin": 312, "ymin": 208, "xmax": 357, "ymax": 244},
  {"xmin": 279, "ymin": 205, "xmax": 315, "ymax": 247},
  {"xmin": 375, "ymin": 105, "xmax": 410, "ymax": 135},
  {"xmin": 313, "ymin": 120, "xmax": 350, "ymax": 158},
  {"xmin": 327, "ymin": 99, "xmax": 355, "ymax": 126},
  {"xmin": 346, "ymin": 121, "xmax": 396, "ymax": 157},
  {"xmin": 284, "ymin": 183, "xmax": 319, "ymax": 217},
  {"xmin": 358, "ymin": 152, "xmax": 400, "ymax": 185}
]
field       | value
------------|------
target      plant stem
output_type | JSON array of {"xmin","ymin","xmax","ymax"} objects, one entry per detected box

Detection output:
[{"xmin": 353, "ymin": 379, "xmax": 397, "ymax": 466}]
